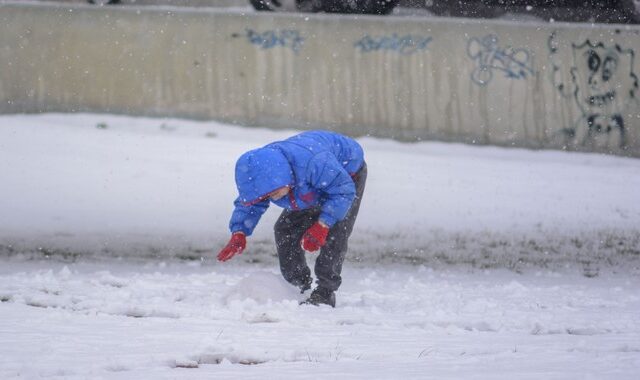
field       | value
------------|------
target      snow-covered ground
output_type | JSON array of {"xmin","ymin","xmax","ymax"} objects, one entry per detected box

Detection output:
[
  {"xmin": 1, "ymin": 113, "xmax": 640, "ymax": 378},
  {"xmin": 1, "ymin": 258, "xmax": 639, "ymax": 379},
  {"xmin": 1, "ymin": 113, "xmax": 639, "ymax": 272}
]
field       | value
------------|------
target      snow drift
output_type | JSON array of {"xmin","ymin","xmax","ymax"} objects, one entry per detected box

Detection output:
[{"xmin": 0, "ymin": 113, "xmax": 639, "ymax": 273}]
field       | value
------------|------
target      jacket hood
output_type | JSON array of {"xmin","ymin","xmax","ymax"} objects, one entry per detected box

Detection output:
[{"xmin": 235, "ymin": 147, "xmax": 293, "ymax": 205}]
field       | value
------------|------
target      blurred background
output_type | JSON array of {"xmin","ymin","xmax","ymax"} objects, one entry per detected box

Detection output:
[{"xmin": 38, "ymin": 0, "xmax": 640, "ymax": 23}]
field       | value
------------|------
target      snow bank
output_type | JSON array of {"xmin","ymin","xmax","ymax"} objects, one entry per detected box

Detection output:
[{"xmin": 0, "ymin": 113, "xmax": 639, "ymax": 272}]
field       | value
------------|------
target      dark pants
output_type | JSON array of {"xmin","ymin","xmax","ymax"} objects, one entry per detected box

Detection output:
[{"xmin": 274, "ymin": 163, "xmax": 367, "ymax": 292}]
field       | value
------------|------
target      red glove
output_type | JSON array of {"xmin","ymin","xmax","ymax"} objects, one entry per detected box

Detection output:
[
  {"xmin": 301, "ymin": 222, "xmax": 330, "ymax": 252},
  {"xmin": 217, "ymin": 232, "xmax": 246, "ymax": 262}
]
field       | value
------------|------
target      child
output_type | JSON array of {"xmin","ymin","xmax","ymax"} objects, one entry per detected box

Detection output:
[{"xmin": 217, "ymin": 130, "xmax": 367, "ymax": 307}]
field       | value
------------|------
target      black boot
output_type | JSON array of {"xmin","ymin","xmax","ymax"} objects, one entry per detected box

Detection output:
[{"xmin": 301, "ymin": 287, "xmax": 336, "ymax": 308}]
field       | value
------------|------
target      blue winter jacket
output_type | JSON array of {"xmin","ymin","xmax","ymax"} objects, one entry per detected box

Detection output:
[{"xmin": 229, "ymin": 131, "xmax": 364, "ymax": 236}]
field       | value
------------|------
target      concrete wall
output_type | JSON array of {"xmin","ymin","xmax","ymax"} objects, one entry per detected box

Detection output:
[{"xmin": 1, "ymin": 2, "xmax": 639, "ymax": 155}]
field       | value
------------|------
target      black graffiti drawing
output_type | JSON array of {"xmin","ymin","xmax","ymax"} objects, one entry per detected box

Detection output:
[
  {"xmin": 548, "ymin": 32, "xmax": 639, "ymax": 149},
  {"xmin": 467, "ymin": 34, "xmax": 535, "ymax": 86}
]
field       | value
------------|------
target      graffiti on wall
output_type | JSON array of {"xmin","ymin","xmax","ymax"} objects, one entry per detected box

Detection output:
[
  {"xmin": 233, "ymin": 29, "xmax": 304, "ymax": 53},
  {"xmin": 467, "ymin": 35, "xmax": 535, "ymax": 86},
  {"xmin": 354, "ymin": 34, "xmax": 433, "ymax": 55},
  {"xmin": 548, "ymin": 31, "xmax": 639, "ymax": 149}
]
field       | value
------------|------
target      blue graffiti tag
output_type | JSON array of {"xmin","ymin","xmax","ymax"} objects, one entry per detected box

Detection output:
[
  {"xmin": 467, "ymin": 35, "xmax": 535, "ymax": 86},
  {"xmin": 354, "ymin": 34, "xmax": 433, "ymax": 56},
  {"xmin": 243, "ymin": 29, "xmax": 304, "ymax": 53}
]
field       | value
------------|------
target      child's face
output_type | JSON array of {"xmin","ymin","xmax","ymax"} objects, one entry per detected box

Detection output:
[{"xmin": 269, "ymin": 186, "xmax": 290, "ymax": 201}]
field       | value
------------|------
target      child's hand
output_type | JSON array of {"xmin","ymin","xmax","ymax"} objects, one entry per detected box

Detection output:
[
  {"xmin": 217, "ymin": 232, "xmax": 246, "ymax": 262},
  {"xmin": 301, "ymin": 222, "xmax": 329, "ymax": 252}
]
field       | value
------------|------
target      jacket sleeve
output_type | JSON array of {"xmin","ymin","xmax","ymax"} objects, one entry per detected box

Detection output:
[
  {"xmin": 229, "ymin": 197, "xmax": 270, "ymax": 236},
  {"xmin": 306, "ymin": 152, "xmax": 356, "ymax": 227}
]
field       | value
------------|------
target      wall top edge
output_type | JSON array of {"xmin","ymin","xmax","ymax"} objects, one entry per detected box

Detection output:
[{"xmin": 2, "ymin": 0, "xmax": 640, "ymax": 34}]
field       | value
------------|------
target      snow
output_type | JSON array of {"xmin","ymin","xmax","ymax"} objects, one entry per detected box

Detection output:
[
  {"xmin": 0, "ymin": 258, "xmax": 639, "ymax": 378},
  {"xmin": 1, "ymin": 113, "xmax": 639, "ymax": 271},
  {"xmin": 0, "ymin": 113, "xmax": 639, "ymax": 378}
]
